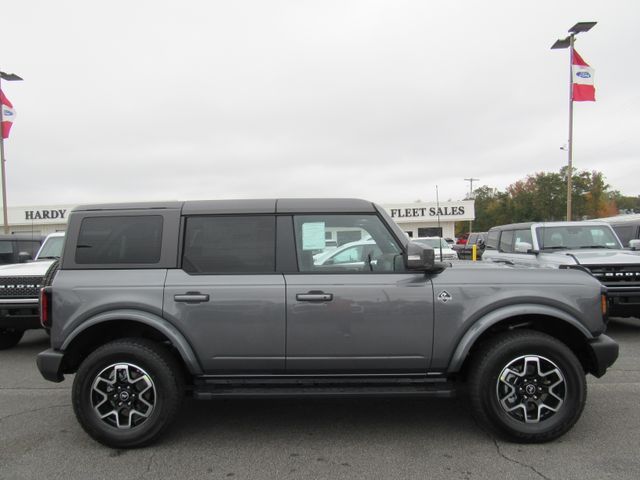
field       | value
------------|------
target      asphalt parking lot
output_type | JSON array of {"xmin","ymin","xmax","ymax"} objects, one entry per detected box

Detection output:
[{"xmin": 1, "ymin": 320, "xmax": 639, "ymax": 480}]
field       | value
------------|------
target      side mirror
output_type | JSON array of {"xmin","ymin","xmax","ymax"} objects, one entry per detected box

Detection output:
[
  {"xmin": 629, "ymin": 239, "xmax": 640, "ymax": 251},
  {"xmin": 18, "ymin": 251, "xmax": 33, "ymax": 263},
  {"xmin": 514, "ymin": 242, "xmax": 533, "ymax": 253},
  {"xmin": 404, "ymin": 242, "xmax": 435, "ymax": 271}
]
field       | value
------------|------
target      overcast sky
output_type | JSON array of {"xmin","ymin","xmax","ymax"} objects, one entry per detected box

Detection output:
[{"xmin": 2, "ymin": 1, "xmax": 639, "ymax": 207}]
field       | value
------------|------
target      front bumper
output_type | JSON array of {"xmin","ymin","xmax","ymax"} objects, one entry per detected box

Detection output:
[
  {"xmin": 606, "ymin": 286, "xmax": 640, "ymax": 318},
  {"xmin": 0, "ymin": 301, "xmax": 40, "ymax": 331},
  {"xmin": 36, "ymin": 349, "xmax": 65, "ymax": 383},
  {"xmin": 587, "ymin": 334, "xmax": 619, "ymax": 378}
]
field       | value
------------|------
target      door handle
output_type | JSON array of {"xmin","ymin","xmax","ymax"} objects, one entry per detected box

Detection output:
[
  {"xmin": 174, "ymin": 292, "xmax": 210, "ymax": 303},
  {"xmin": 296, "ymin": 292, "xmax": 333, "ymax": 302}
]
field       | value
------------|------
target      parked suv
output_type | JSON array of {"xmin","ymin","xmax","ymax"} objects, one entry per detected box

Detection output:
[
  {"xmin": 452, "ymin": 232, "xmax": 487, "ymax": 260},
  {"xmin": 0, "ymin": 234, "xmax": 44, "ymax": 265},
  {"xmin": 0, "ymin": 232, "xmax": 65, "ymax": 349},
  {"xmin": 595, "ymin": 214, "xmax": 640, "ymax": 249},
  {"xmin": 37, "ymin": 199, "xmax": 617, "ymax": 448},
  {"xmin": 412, "ymin": 237, "xmax": 458, "ymax": 261},
  {"xmin": 482, "ymin": 221, "xmax": 640, "ymax": 318}
]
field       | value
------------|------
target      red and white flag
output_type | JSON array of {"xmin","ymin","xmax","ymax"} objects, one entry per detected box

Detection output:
[
  {"xmin": 1, "ymin": 90, "xmax": 17, "ymax": 139},
  {"xmin": 572, "ymin": 50, "xmax": 595, "ymax": 102}
]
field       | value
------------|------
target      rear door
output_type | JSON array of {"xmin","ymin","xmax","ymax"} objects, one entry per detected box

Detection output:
[
  {"xmin": 284, "ymin": 214, "xmax": 434, "ymax": 373},
  {"xmin": 163, "ymin": 215, "xmax": 286, "ymax": 374}
]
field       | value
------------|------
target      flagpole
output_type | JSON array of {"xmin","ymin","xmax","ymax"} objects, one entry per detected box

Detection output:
[
  {"xmin": 553, "ymin": 22, "xmax": 596, "ymax": 221},
  {"xmin": 567, "ymin": 34, "xmax": 575, "ymax": 222},
  {"xmin": 0, "ymin": 73, "xmax": 8, "ymax": 234}
]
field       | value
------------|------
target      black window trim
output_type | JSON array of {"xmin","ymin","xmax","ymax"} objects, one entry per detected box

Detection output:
[
  {"xmin": 61, "ymin": 209, "xmax": 180, "ymax": 270},
  {"xmin": 179, "ymin": 213, "xmax": 278, "ymax": 276}
]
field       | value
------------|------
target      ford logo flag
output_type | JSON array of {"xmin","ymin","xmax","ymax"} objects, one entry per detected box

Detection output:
[{"xmin": 576, "ymin": 71, "xmax": 591, "ymax": 79}]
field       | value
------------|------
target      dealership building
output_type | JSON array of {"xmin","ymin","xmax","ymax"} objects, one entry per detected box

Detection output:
[{"xmin": 0, "ymin": 200, "xmax": 475, "ymax": 240}]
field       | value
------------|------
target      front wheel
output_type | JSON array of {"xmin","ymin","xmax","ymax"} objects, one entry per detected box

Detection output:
[
  {"xmin": 72, "ymin": 338, "xmax": 184, "ymax": 448},
  {"xmin": 0, "ymin": 329, "xmax": 24, "ymax": 350},
  {"xmin": 468, "ymin": 330, "xmax": 586, "ymax": 443}
]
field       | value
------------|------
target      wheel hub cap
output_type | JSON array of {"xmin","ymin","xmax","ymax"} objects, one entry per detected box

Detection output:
[
  {"xmin": 91, "ymin": 363, "xmax": 156, "ymax": 429},
  {"xmin": 496, "ymin": 355, "xmax": 567, "ymax": 424}
]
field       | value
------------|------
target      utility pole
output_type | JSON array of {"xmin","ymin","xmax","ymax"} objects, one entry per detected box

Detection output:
[{"xmin": 464, "ymin": 178, "xmax": 479, "ymax": 234}]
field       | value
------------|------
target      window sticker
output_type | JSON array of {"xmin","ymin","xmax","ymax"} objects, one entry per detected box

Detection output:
[{"xmin": 302, "ymin": 222, "xmax": 326, "ymax": 250}]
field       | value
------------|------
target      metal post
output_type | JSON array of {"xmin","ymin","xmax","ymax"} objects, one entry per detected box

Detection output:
[
  {"xmin": 566, "ymin": 34, "xmax": 575, "ymax": 221},
  {"xmin": 0, "ymin": 74, "xmax": 8, "ymax": 234}
]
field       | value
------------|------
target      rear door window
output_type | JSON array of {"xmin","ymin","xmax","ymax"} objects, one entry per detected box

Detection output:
[
  {"xmin": 499, "ymin": 231, "xmax": 514, "ymax": 253},
  {"xmin": 182, "ymin": 216, "xmax": 276, "ymax": 274}
]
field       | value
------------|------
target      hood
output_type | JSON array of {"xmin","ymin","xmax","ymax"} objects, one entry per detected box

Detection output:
[
  {"xmin": 0, "ymin": 259, "xmax": 55, "ymax": 277},
  {"xmin": 543, "ymin": 249, "xmax": 640, "ymax": 266}
]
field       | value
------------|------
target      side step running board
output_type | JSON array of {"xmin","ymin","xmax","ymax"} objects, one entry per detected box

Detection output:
[{"xmin": 192, "ymin": 383, "xmax": 457, "ymax": 400}]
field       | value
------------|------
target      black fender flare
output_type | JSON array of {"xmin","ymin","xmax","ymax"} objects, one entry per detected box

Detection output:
[
  {"xmin": 61, "ymin": 309, "xmax": 203, "ymax": 375},
  {"xmin": 446, "ymin": 303, "xmax": 594, "ymax": 373}
]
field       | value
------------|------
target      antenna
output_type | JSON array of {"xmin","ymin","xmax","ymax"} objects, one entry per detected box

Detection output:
[{"xmin": 436, "ymin": 185, "xmax": 443, "ymax": 261}]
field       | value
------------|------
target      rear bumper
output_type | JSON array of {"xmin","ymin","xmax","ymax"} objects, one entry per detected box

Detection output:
[
  {"xmin": 587, "ymin": 334, "xmax": 619, "ymax": 378},
  {"xmin": 36, "ymin": 349, "xmax": 65, "ymax": 383}
]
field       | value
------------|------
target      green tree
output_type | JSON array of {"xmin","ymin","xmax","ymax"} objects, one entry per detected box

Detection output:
[{"xmin": 461, "ymin": 167, "xmax": 623, "ymax": 233}]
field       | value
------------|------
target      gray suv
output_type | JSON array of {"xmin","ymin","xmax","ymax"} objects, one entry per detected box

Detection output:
[{"xmin": 37, "ymin": 199, "xmax": 618, "ymax": 448}]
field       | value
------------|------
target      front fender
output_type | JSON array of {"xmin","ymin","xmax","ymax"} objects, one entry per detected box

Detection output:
[
  {"xmin": 446, "ymin": 303, "xmax": 593, "ymax": 373},
  {"xmin": 61, "ymin": 309, "xmax": 203, "ymax": 375}
]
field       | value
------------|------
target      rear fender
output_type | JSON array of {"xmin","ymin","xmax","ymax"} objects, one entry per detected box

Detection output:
[{"xmin": 61, "ymin": 309, "xmax": 203, "ymax": 375}]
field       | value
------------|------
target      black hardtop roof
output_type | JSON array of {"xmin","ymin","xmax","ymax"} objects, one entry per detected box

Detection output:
[{"xmin": 74, "ymin": 198, "xmax": 376, "ymax": 215}]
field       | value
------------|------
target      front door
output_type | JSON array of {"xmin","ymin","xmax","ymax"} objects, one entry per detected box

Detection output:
[{"xmin": 284, "ymin": 214, "xmax": 434, "ymax": 373}]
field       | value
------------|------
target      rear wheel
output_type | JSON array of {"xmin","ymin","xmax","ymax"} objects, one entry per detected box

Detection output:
[
  {"xmin": 0, "ymin": 329, "xmax": 24, "ymax": 350},
  {"xmin": 468, "ymin": 330, "xmax": 586, "ymax": 443},
  {"xmin": 72, "ymin": 338, "xmax": 184, "ymax": 448}
]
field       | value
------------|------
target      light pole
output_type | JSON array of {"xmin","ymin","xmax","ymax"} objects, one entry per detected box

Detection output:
[
  {"xmin": 0, "ymin": 70, "xmax": 23, "ymax": 234},
  {"xmin": 464, "ymin": 177, "xmax": 479, "ymax": 234},
  {"xmin": 551, "ymin": 21, "xmax": 596, "ymax": 221}
]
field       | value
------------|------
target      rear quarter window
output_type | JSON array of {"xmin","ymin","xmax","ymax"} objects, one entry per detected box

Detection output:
[{"xmin": 75, "ymin": 216, "xmax": 163, "ymax": 264}]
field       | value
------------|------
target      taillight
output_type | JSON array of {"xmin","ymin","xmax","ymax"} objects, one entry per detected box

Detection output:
[
  {"xmin": 601, "ymin": 293, "xmax": 608, "ymax": 318},
  {"xmin": 40, "ymin": 287, "xmax": 52, "ymax": 329}
]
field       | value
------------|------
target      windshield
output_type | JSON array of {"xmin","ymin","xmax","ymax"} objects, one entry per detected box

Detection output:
[
  {"xmin": 414, "ymin": 238, "xmax": 448, "ymax": 249},
  {"xmin": 536, "ymin": 225, "xmax": 622, "ymax": 250},
  {"xmin": 37, "ymin": 236, "xmax": 65, "ymax": 259}
]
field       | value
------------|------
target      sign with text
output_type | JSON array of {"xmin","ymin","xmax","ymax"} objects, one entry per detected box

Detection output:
[
  {"xmin": 1, "ymin": 205, "xmax": 76, "ymax": 225},
  {"xmin": 384, "ymin": 201, "xmax": 474, "ymax": 223}
]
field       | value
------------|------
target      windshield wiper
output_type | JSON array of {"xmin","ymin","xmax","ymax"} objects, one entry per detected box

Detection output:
[
  {"xmin": 542, "ymin": 246, "xmax": 569, "ymax": 250},
  {"xmin": 577, "ymin": 245, "xmax": 608, "ymax": 249},
  {"xmin": 37, "ymin": 255, "xmax": 60, "ymax": 259}
]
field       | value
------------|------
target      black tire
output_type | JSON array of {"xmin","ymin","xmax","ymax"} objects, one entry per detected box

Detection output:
[
  {"xmin": 468, "ymin": 330, "xmax": 586, "ymax": 443},
  {"xmin": 72, "ymin": 338, "xmax": 184, "ymax": 448},
  {"xmin": 0, "ymin": 329, "xmax": 24, "ymax": 350}
]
